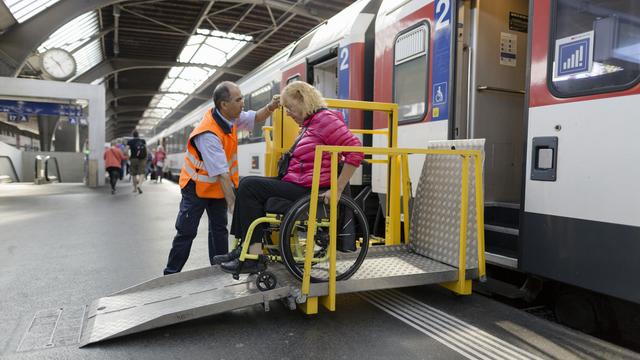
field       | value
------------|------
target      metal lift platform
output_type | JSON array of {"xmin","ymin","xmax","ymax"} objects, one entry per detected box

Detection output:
[
  {"xmin": 80, "ymin": 137, "xmax": 485, "ymax": 347},
  {"xmin": 80, "ymin": 245, "xmax": 476, "ymax": 347}
]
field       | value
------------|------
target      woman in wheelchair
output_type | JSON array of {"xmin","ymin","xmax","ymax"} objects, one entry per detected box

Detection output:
[{"xmin": 213, "ymin": 81, "xmax": 364, "ymax": 276}]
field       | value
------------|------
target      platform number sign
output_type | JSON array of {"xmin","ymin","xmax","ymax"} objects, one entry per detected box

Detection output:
[
  {"xmin": 338, "ymin": 46, "xmax": 350, "ymax": 124},
  {"xmin": 432, "ymin": 0, "xmax": 452, "ymax": 121}
]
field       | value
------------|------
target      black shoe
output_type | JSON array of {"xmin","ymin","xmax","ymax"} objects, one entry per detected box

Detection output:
[
  {"xmin": 220, "ymin": 258, "xmax": 266, "ymax": 274},
  {"xmin": 212, "ymin": 247, "xmax": 242, "ymax": 265},
  {"xmin": 111, "ymin": 189, "xmax": 115, "ymax": 195},
  {"xmin": 138, "ymin": 188, "xmax": 143, "ymax": 194}
]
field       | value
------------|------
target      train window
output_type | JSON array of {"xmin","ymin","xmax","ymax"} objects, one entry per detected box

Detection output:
[
  {"xmin": 287, "ymin": 75, "xmax": 300, "ymax": 84},
  {"xmin": 238, "ymin": 84, "xmax": 272, "ymax": 144},
  {"xmin": 549, "ymin": 0, "xmax": 640, "ymax": 97},
  {"xmin": 249, "ymin": 84, "xmax": 272, "ymax": 140},
  {"xmin": 393, "ymin": 23, "xmax": 430, "ymax": 123}
]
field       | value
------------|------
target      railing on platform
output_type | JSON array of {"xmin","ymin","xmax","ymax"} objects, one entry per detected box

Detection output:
[
  {"xmin": 34, "ymin": 155, "xmax": 62, "ymax": 184},
  {"xmin": 266, "ymin": 99, "xmax": 485, "ymax": 312},
  {"xmin": 0, "ymin": 155, "xmax": 20, "ymax": 183}
]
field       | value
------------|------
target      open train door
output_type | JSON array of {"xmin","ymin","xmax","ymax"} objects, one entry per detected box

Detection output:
[{"xmin": 453, "ymin": 0, "xmax": 529, "ymax": 268}]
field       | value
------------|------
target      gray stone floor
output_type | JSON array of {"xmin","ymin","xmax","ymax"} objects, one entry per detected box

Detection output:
[{"xmin": 0, "ymin": 181, "xmax": 638, "ymax": 360}]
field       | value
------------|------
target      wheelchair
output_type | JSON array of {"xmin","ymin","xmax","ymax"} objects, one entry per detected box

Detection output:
[{"xmin": 227, "ymin": 191, "xmax": 370, "ymax": 292}]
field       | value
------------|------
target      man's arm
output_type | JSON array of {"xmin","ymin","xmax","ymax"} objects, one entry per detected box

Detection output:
[
  {"xmin": 218, "ymin": 173, "xmax": 236, "ymax": 212},
  {"xmin": 254, "ymin": 94, "xmax": 281, "ymax": 124}
]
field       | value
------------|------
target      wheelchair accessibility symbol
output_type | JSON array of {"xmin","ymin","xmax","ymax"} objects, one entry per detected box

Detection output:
[{"xmin": 433, "ymin": 82, "xmax": 447, "ymax": 105}]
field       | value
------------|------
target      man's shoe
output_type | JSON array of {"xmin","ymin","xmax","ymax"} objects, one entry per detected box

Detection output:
[
  {"xmin": 220, "ymin": 258, "xmax": 266, "ymax": 274},
  {"xmin": 138, "ymin": 187, "xmax": 143, "ymax": 194},
  {"xmin": 212, "ymin": 247, "xmax": 242, "ymax": 265}
]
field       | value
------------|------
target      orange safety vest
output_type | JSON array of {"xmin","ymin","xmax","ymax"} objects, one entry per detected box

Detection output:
[{"xmin": 178, "ymin": 108, "xmax": 239, "ymax": 198}]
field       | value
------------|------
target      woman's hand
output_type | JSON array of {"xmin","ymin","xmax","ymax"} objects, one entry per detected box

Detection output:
[{"xmin": 320, "ymin": 189, "xmax": 342, "ymax": 205}]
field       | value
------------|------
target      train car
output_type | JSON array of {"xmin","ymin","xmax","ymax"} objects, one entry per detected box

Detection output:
[{"xmin": 373, "ymin": 0, "xmax": 640, "ymax": 330}]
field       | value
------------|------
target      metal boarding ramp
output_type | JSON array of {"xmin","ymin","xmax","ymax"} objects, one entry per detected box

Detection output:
[{"xmin": 80, "ymin": 100, "xmax": 485, "ymax": 347}]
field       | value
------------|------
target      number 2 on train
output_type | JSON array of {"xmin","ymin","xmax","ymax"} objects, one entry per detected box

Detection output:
[{"xmin": 436, "ymin": 0, "xmax": 450, "ymax": 29}]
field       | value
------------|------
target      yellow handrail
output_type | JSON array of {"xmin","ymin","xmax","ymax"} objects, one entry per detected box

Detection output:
[
  {"xmin": 269, "ymin": 98, "xmax": 485, "ymax": 310},
  {"xmin": 301, "ymin": 145, "xmax": 485, "ymax": 303}
]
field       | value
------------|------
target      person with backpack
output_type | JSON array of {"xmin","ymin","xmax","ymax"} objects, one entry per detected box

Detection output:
[{"xmin": 127, "ymin": 131, "xmax": 147, "ymax": 194}]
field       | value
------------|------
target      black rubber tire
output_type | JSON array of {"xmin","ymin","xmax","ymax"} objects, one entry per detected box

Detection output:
[
  {"xmin": 256, "ymin": 271, "xmax": 277, "ymax": 291},
  {"xmin": 279, "ymin": 194, "xmax": 369, "ymax": 282}
]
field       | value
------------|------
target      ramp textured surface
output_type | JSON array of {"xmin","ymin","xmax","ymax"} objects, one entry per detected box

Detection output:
[{"xmin": 80, "ymin": 265, "xmax": 296, "ymax": 347}]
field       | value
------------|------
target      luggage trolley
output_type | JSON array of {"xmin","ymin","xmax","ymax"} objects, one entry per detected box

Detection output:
[{"xmin": 79, "ymin": 99, "xmax": 486, "ymax": 346}]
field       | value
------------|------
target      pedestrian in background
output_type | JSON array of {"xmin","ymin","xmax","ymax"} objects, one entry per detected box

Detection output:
[
  {"xmin": 103, "ymin": 141, "xmax": 127, "ymax": 194},
  {"xmin": 154, "ymin": 145, "xmax": 166, "ymax": 183},
  {"xmin": 127, "ymin": 131, "xmax": 147, "ymax": 194}
]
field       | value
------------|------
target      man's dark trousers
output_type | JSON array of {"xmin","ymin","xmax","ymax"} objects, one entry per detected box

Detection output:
[{"xmin": 164, "ymin": 181, "xmax": 228, "ymax": 275}]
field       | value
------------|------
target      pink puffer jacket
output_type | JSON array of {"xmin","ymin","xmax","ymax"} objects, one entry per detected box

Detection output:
[{"xmin": 282, "ymin": 109, "xmax": 363, "ymax": 188}]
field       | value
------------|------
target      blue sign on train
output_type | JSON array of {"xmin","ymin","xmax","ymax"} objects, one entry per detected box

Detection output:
[
  {"xmin": 555, "ymin": 31, "xmax": 593, "ymax": 77},
  {"xmin": 431, "ymin": 0, "xmax": 451, "ymax": 121},
  {"xmin": 337, "ymin": 45, "xmax": 350, "ymax": 124}
]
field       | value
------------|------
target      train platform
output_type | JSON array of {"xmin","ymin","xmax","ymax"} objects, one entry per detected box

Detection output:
[{"xmin": 0, "ymin": 182, "xmax": 638, "ymax": 360}]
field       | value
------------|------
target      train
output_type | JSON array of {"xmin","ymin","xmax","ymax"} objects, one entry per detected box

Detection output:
[{"xmin": 148, "ymin": 0, "xmax": 640, "ymax": 334}]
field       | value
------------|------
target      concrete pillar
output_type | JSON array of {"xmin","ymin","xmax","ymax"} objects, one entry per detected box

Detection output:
[{"xmin": 37, "ymin": 114, "xmax": 59, "ymax": 151}]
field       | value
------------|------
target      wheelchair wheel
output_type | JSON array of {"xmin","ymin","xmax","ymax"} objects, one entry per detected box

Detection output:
[{"xmin": 279, "ymin": 194, "xmax": 369, "ymax": 283}]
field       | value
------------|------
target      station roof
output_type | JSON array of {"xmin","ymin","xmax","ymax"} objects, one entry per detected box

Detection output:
[{"xmin": 0, "ymin": 0, "xmax": 355, "ymax": 140}]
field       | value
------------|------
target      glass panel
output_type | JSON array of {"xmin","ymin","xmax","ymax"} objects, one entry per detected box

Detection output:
[
  {"xmin": 394, "ymin": 56, "xmax": 428, "ymax": 122},
  {"xmin": 393, "ymin": 24, "xmax": 429, "ymax": 123},
  {"xmin": 550, "ymin": 0, "xmax": 640, "ymax": 96},
  {"xmin": 249, "ymin": 85, "xmax": 271, "ymax": 140},
  {"xmin": 5, "ymin": 0, "xmax": 61, "ymax": 23}
]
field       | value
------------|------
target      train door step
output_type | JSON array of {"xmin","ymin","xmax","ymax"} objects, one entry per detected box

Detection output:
[{"xmin": 79, "ymin": 265, "xmax": 299, "ymax": 347}]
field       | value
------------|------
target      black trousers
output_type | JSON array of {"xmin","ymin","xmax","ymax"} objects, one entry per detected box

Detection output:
[
  {"xmin": 164, "ymin": 181, "xmax": 228, "ymax": 275},
  {"xmin": 106, "ymin": 167, "xmax": 120, "ymax": 190},
  {"xmin": 230, "ymin": 176, "xmax": 310, "ymax": 244}
]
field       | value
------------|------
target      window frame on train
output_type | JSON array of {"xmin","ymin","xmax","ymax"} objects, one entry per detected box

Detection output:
[
  {"xmin": 546, "ymin": 0, "xmax": 640, "ymax": 98},
  {"xmin": 393, "ymin": 21, "xmax": 431, "ymax": 124}
]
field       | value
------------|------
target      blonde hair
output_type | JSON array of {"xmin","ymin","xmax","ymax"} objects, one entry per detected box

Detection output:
[{"xmin": 281, "ymin": 81, "xmax": 327, "ymax": 119}]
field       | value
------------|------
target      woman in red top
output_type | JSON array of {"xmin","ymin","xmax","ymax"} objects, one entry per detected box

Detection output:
[
  {"xmin": 153, "ymin": 145, "xmax": 166, "ymax": 183},
  {"xmin": 104, "ymin": 142, "xmax": 127, "ymax": 194},
  {"xmin": 216, "ymin": 81, "xmax": 364, "ymax": 273}
]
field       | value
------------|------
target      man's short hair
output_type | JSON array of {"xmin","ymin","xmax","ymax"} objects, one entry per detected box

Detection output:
[
  {"xmin": 132, "ymin": 130, "xmax": 139, "ymax": 138},
  {"xmin": 213, "ymin": 81, "xmax": 237, "ymax": 108}
]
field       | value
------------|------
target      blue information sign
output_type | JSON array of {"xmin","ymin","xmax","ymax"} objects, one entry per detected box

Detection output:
[
  {"xmin": 557, "ymin": 39, "xmax": 590, "ymax": 76},
  {"xmin": 554, "ymin": 31, "xmax": 593, "ymax": 78},
  {"xmin": 0, "ymin": 99, "xmax": 84, "ymax": 123},
  {"xmin": 431, "ymin": 0, "xmax": 452, "ymax": 121}
]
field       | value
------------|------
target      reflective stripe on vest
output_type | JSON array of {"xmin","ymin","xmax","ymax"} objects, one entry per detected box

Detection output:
[
  {"xmin": 183, "ymin": 166, "xmax": 219, "ymax": 183},
  {"xmin": 186, "ymin": 152, "xmax": 238, "ymax": 175}
]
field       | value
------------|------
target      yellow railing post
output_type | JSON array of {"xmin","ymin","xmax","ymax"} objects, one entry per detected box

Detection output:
[
  {"xmin": 320, "ymin": 152, "xmax": 339, "ymax": 311},
  {"xmin": 263, "ymin": 126, "xmax": 274, "ymax": 176},
  {"xmin": 401, "ymin": 154, "xmax": 411, "ymax": 244},
  {"xmin": 474, "ymin": 154, "xmax": 486, "ymax": 280},
  {"xmin": 302, "ymin": 148, "xmax": 324, "ymax": 296}
]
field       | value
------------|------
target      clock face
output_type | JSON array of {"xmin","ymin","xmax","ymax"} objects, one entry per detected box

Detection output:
[{"xmin": 40, "ymin": 48, "xmax": 77, "ymax": 80}]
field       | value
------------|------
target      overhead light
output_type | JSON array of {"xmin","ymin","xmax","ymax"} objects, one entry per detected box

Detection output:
[
  {"xmin": 5, "ymin": 0, "xmax": 61, "ymax": 23},
  {"xmin": 142, "ymin": 29, "xmax": 252, "ymax": 130}
]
